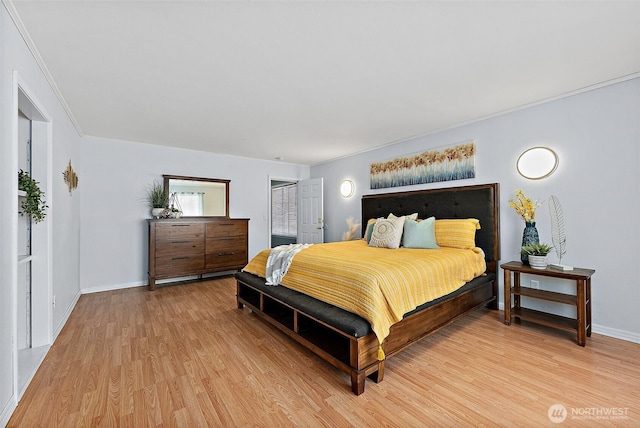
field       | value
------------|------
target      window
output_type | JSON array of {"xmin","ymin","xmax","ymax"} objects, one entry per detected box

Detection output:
[
  {"xmin": 174, "ymin": 192, "xmax": 204, "ymax": 216},
  {"xmin": 271, "ymin": 184, "xmax": 297, "ymax": 237}
]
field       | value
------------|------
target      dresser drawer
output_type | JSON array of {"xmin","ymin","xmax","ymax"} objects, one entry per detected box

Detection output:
[
  {"xmin": 156, "ymin": 222, "xmax": 205, "ymax": 240},
  {"xmin": 155, "ymin": 240, "xmax": 204, "ymax": 258},
  {"xmin": 205, "ymin": 250, "xmax": 247, "ymax": 270},
  {"xmin": 206, "ymin": 236, "xmax": 246, "ymax": 251},
  {"xmin": 155, "ymin": 254, "xmax": 205, "ymax": 276},
  {"xmin": 206, "ymin": 221, "xmax": 246, "ymax": 238}
]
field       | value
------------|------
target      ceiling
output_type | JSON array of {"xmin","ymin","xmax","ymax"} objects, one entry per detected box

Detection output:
[{"xmin": 8, "ymin": 1, "xmax": 640, "ymax": 166}]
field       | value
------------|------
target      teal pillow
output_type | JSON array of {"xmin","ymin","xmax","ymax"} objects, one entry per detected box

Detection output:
[
  {"xmin": 402, "ymin": 217, "xmax": 439, "ymax": 249},
  {"xmin": 364, "ymin": 218, "xmax": 381, "ymax": 243}
]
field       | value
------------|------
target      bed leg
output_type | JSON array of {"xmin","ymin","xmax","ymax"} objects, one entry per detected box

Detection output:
[
  {"xmin": 236, "ymin": 281, "xmax": 244, "ymax": 309},
  {"xmin": 368, "ymin": 362, "xmax": 385, "ymax": 383},
  {"xmin": 350, "ymin": 371, "xmax": 366, "ymax": 395},
  {"xmin": 487, "ymin": 280, "xmax": 499, "ymax": 310}
]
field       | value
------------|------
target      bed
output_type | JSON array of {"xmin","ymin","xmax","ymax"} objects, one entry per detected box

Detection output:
[{"xmin": 235, "ymin": 183, "xmax": 500, "ymax": 394}]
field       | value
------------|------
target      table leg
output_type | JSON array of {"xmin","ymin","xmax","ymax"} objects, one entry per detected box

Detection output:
[
  {"xmin": 513, "ymin": 272, "xmax": 521, "ymax": 311},
  {"xmin": 586, "ymin": 278, "xmax": 592, "ymax": 337},
  {"xmin": 503, "ymin": 269, "xmax": 511, "ymax": 325},
  {"xmin": 577, "ymin": 279, "xmax": 586, "ymax": 346}
]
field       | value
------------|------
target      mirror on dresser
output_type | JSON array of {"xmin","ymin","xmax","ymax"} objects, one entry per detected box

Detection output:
[{"xmin": 163, "ymin": 174, "xmax": 230, "ymax": 217}]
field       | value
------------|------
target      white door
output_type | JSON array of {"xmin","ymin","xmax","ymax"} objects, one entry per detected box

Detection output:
[{"xmin": 297, "ymin": 178, "xmax": 324, "ymax": 244}]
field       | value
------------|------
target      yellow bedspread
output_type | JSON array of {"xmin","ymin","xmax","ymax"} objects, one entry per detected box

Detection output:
[{"xmin": 242, "ymin": 240, "xmax": 486, "ymax": 358}]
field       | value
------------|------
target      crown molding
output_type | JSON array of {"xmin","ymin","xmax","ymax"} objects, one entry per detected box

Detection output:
[{"xmin": 2, "ymin": 0, "xmax": 84, "ymax": 136}]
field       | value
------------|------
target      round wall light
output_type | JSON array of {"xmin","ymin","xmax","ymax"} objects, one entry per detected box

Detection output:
[
  {"xmin": 340, "ymin": 179, "xmax": 355, "ymax": 198},
  {"xmin": 516, "ymin": 147, "xmax": 559, "ymax": 180}
]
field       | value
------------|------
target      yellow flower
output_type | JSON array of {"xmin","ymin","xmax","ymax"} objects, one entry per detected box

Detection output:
[{"xmin": 509, "ymin": 190, "xmax": 540, "ymax": 222}]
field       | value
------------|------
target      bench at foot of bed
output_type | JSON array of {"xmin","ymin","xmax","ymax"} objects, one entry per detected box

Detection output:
[
  {"xmin": 235, "ymin": 271, "xmax": 496, "ymax": 395},
  {"xmin": 236, "ymin": 271, "xmax": 382, "ymax": 395}
]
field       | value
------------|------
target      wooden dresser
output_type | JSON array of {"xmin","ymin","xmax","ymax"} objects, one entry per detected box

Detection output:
[{"xmin": 148, "ymin": 217, "xmax": 249, "ymax": 290}]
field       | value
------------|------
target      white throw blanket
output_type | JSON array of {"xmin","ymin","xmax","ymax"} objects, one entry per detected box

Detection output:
[{"xmin": 265, "ymin": 243, "xmax": 313, "ymax": 285}]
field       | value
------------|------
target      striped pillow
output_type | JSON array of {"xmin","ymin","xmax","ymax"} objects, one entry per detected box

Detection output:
[{"xmin": 434, "ymin": 218, "xmax": 480, "ymax": 249}]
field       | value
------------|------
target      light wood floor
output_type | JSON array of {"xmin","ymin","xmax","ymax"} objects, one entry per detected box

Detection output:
[{"xmin": 9, "ymin": 276, "xmax": 640, "ymax": 427}]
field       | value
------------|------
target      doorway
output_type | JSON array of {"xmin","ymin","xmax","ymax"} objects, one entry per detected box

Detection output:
[
  {"xmin": 14, "ymin": 73, "xmax": 53, "ymax": 399},
  {"xmin": 270, "ymin": 180, "xmax": 297, "ymax": 247}
]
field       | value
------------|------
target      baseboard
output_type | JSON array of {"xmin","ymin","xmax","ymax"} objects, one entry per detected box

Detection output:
[
  {"xmin": 495, "ymin": 301, "xmax": 639, "ymax": 344},
  {"xmin": 0, "ymin": 394, "xmax": 17, "ymax": 428},
  {"xmin": 53, "ymin": 289, "xmax": 81, "ymax": 340},
  {"xmin": 81, "ymin": 272, "xmax": 236, "ymax": 295},
  {"xmin": 591, "ymin": 324, "xmax": 640, "ymax": 344},
  {"xmin": 81, "ymin": 280, "xmax": 146, "ymax": 294}
]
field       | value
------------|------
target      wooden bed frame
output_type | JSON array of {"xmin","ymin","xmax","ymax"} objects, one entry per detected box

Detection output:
[{"xmin": 236, "ymin": 183, "xmax": 500, "ymax": 394}]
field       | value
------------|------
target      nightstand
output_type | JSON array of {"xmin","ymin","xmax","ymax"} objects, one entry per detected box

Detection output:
[{"xmin": 501, "ymin": 261, "xmax": 595, "ymax": 346}]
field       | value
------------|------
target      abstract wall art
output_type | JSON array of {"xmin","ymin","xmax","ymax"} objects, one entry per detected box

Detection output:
[{"xmin": 370, "ymin": 140, "xmax": 476, "ymax": 189}]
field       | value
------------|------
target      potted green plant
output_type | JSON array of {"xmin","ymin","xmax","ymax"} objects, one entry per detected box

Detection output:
[
  {"xmin": 521, "ymin": 243, "xmax": 553, "ymax": 269},
  {"xmin": 146, "ymin": 180, "xmax": 168, "ymax": 218},
  {"xmin": 18, "ymin": 169, "xmax": 47, "ymax": 223}
]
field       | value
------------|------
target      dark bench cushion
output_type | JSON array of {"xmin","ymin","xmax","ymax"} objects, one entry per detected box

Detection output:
[
  {"xmin": 236, "ymin": 271, "xmax": 495, "ymax": 338},
  {"xmin": 236, "ymin": 271, "xmax": 372, "ymax": 337}
]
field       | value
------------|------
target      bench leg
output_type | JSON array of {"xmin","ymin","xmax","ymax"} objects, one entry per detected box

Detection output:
[
  {"xmin": 351, "ymin": 371, "xmax": 366, "ymax": 395},
  {"xmin": 368, "ymin": 362, "xmax": 385, "ymax": 383}
]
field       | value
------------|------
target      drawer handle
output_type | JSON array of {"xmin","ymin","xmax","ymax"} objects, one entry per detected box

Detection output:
[
  {"xmin": 171, "ymin": 240, "xmax": 191, "ymax": 244},
  {"xmin": 171, "ymin": 224, "xmax": 192, "ymax": 227},
  {"xmin": 172, "ymin": 256, "xmax": 190, "ymax": 261},
  {"xmin": 218, "ymin": 252, "xmax": 236, "ymax": 256}
]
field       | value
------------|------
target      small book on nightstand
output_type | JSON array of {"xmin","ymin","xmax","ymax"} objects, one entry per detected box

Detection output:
[{"xmin": 549, "ymin": 263, "xmax": 573, "ymax": 271}]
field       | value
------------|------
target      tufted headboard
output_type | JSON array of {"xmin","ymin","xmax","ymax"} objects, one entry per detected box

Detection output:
[{"xmin": 361, "ymin": 183, "xmax": 500, "ymax": 274}]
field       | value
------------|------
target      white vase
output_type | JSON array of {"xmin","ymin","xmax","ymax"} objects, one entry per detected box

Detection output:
[
  {"xmin": 151, "ymin": 208, "xmax": 164, "ymax": 218},
  {"xmin": 527, "ymin": 255, "xmax": 548, "ymax": 269}
]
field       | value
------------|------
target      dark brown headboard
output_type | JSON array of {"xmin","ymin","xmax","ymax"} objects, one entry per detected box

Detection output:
[{"xmin": 361, "ymin": 183, "xmax": 500, "ymax": 273}]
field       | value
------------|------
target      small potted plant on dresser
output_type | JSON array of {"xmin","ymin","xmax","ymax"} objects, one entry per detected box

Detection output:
[
  {"xmin": 146, "ymin": 180, "xmax": 168, "ymax": 218},
  {"xmin": 521, "ymin": 243, "xmax": 553, "ymax": 269}
]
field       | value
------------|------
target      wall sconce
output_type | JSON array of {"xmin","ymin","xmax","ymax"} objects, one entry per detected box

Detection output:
[
  {"xmin": 516, "ymin": 147, "xmax": 558, "ymax": 180},
  {"xmin": 340, "ymin": 179, "xmax": 355, "ymax": 198}
]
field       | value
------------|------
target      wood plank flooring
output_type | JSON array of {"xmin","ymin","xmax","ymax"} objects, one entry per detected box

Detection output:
[{"xmin": 8, "ymin": 276, "xmax": 640, "ymax": 427}]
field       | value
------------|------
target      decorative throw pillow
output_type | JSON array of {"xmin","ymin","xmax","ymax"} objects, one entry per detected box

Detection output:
[
  {"xmin": 369, "ymin": 216, "xmax": 405, "ymax": 249},
  {"xmin": 388, "ymin": 212, "xmax": 418, "ymax": 221},
  {"xmin": 364, "ymin": 218, "xmax": 379, "ymax": 243},
  {"xmin": 402, "ymin": 217, "xmax": 439, "ymax": 249},
  {"xmin": 434, "ymin": 218, "xmax": 481, "ymax": 249}
]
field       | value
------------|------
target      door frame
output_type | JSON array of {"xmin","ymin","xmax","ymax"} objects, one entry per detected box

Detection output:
[{"xmin": 12, "ymin": 71, "xmax": 53, "ymax": 400}]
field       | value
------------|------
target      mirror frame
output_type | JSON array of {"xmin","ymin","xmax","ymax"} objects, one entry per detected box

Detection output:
[{"xmin": 163, "ymin": 174, "xmax": 230, "ymax": 217}]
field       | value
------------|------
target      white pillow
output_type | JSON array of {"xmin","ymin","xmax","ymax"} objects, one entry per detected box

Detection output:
[
  {"xmin": 369, "ymin": 216, "xmax": 405, "ymax": 249},
  {"xmin": 388, "ymin": 212, "xmax": 418, "ymax": 221}
]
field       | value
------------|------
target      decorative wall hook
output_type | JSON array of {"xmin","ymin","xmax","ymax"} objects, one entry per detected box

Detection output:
[{"xmin": 63, "ymin": 160, "xmax": 78, "ymax": 194}]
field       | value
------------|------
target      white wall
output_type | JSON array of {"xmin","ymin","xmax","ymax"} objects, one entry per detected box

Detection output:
[
  {"xmin": 79, "ymin": 137, "xmax": 310, "ymax": 292},
  {"xmin": 1, "ymin": 3, "xmax": 82, "ymax": 424},
  {"xmin": 1, "ymin": 1, "xmax": 638, "ymax": 421},
  {"xmin": 312, "ymin": 77, "xmax": 640, "ymax": 343}
]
